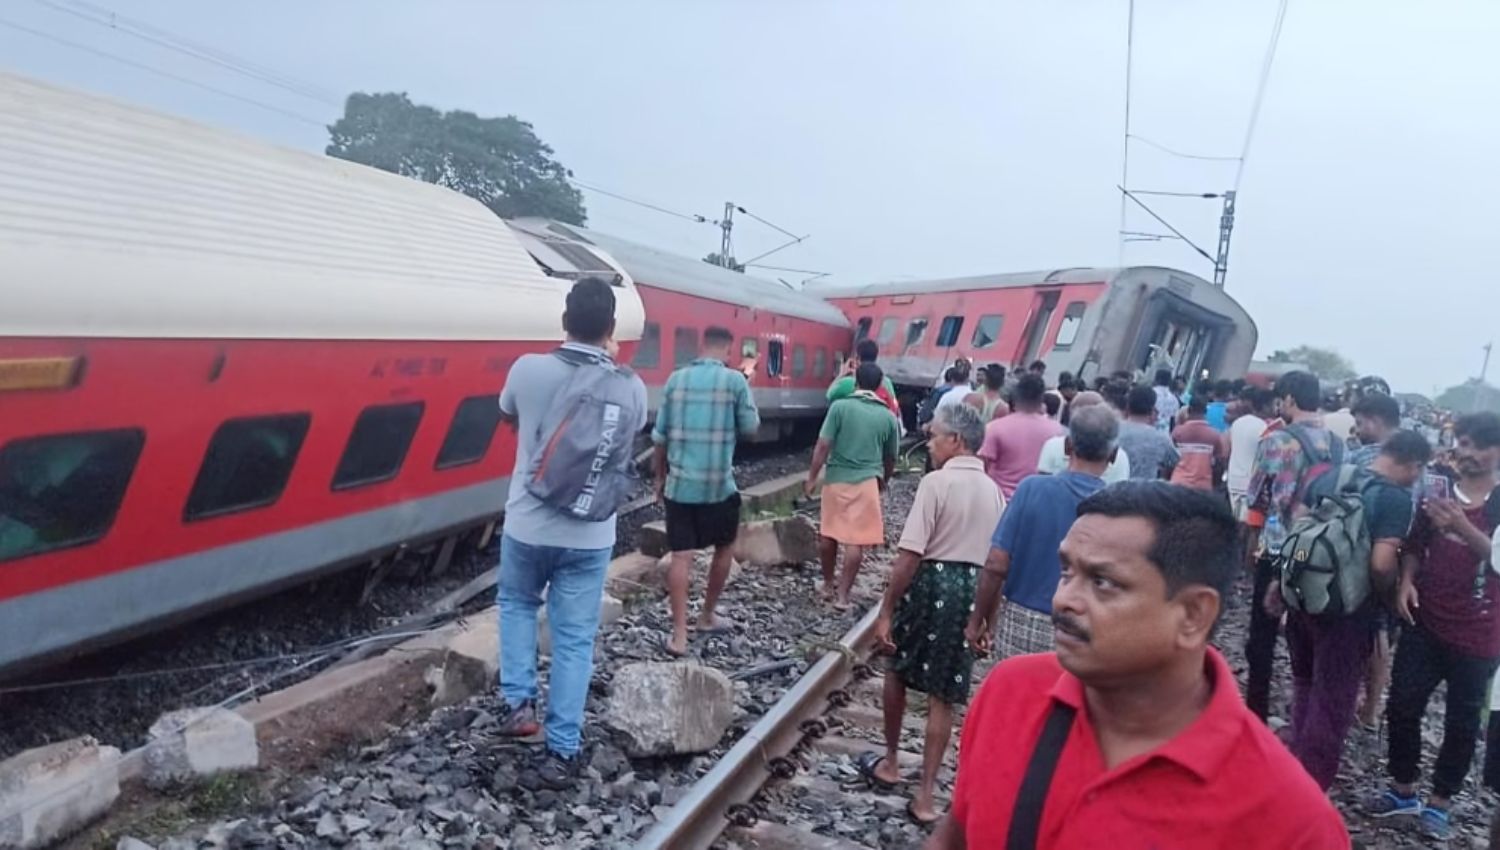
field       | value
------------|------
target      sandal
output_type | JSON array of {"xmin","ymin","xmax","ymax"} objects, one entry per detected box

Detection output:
[
  {"xmin": 906, "ymin": 800, "xmax": 941, "ymax": 827},
  {"xmin": 854, "ymin": 751, "xmax": 898, "ymax": 790}
]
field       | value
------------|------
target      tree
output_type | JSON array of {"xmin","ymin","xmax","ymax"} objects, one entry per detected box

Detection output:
[
  {"xmin": 702, "ymin": 253, "xmax": 744, "ymax": 272},
  {"xmin": 1436, "ymin": 381, "xmax": 1500, "ymax": 415},
  {"xmin": 1266, "ymin": 346, "xmax": 1357, "ymax": 382},
  {"xmin": 326, "ymin": 92, "xmax": 586, "ymax": 224}
]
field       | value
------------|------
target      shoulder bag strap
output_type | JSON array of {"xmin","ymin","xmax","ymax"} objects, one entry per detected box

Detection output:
[{"xmin": 1006, "ymin": 701, "xmax": 1077, "ymax": 850}]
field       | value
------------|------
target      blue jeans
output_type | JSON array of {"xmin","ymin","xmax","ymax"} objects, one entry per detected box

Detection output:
[{"xmin": 497, "ymin": 533, "xmax": 612, "ymax": 757}]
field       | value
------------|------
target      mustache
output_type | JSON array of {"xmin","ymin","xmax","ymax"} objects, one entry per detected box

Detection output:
[{"xmin": 1052, "ymin": 614, "xmax": 1092, "ymax": 643}]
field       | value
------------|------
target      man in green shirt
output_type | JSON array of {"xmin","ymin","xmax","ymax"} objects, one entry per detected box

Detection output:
[
  {"xmin": 806, "ymin": 363, "xmax": 900, "ymax": 608},
  {"xmin": 827, "ymin": 339, "xmax": 901, "ymax": 419}
]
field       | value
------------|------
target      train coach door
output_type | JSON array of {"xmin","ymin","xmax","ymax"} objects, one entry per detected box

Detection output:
[{"xmin": 1015, "ymin": 289, "xmax": 1061, "ymax": 367}]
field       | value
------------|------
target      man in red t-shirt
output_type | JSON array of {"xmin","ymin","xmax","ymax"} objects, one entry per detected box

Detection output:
[
  {"xmin": 1367, "ymin": 412, "xmax": 1500, "ymax": 841},
  {"xmin": 925, "ymin": 482, "xmax": 1346, "ymax": 850},
  {"xmin": 1170, "ymin": 393, "xmax": 1227, "ymax": 491}
]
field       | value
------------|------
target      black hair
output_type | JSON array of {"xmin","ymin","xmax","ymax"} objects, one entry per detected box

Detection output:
[
  {"xmin": 1014, "ymin": 373, "xmax": 1047, "ymax": 406},
  {"xmin": 703, "ymin": 326, "xmax": 733, "ymax": 346},
  {"xmin": 983, "ymin": 365, "xmax": 1006, "ymax": 391},
  {"xmin": 1058, "ymin": 371, "xmax": 1074, "ymax": 385},
  {"xmin": 1044, "ymin": 393, "xmax": 1062, "ymax": 417},
  {"xmin": 562, "ymin": 277, "xmax": 616, "ymax": 343},
  {"xmin": 1093, "ymin": 376, "xmax": 1110, "ymax": 391},
  {"xmin": 1249, "ymin": 386, "xmax": 1278, "ymax": 415},
  {"xmin": 1382, "ymin": 430, "xmax": 1433, "ymax": 466},
  {"xmin": 1273, "ymin": 370, "xmax": 1321, "ymax": 413},
  {"xmin": 1076, "ymin": 481, "xmax": 1238, "ymax": 605},
  {"xmin": 1102, "ymin": 381, "xmax": 1130, "ymax": 412},
  {"xmin": 855, "ymin": 339, "xmax": 879, "ymax": 362},
  {"xmin": 856, "ymin": 362, "xmax": 884, "ymax": 391},
  {"xmin": 1057, "ymin": 376, "xmax": 1078, "ymax": 392},
  {"xmin": 1111, "ymin": 370, "xmax": 1134, "ymax": 383},
  {"xmin": 1154, "ymin": 368, "xmax": 1173, "ymax": 387},
  {"xmin": 944, "ymin": 367, "xmax": 961, "ymax": 383},
  {"xmin": 1352, "ymin": 392, "xmax": 1401, "ymax": 429},
  {"xmin": 1455, "ymin": 412, "xmax": 1500, "ymax": 450},
  {"xmin": 1127, "ymin": 384, "xmax": 1157, "ymax": 417},
  {"xmin": 1188, "ymin": 393, "xmax": 1208, "ymax": 414},
  {"xmin": 1214, "ymin": 379, "xmax": 1233, "ymax": 398},
  {"xmin": 1029, "ymin": 359, "xmax": 1047, "ymax": 374}
]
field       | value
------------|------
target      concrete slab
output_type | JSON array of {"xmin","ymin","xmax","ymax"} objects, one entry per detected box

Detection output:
[
  {"xmin": 740, "ymin": 471, "xmax": 810, "ymax": 516},
  {"xmin": 606, "ymin": 552, "xmax": 663, "ymax": 596},
  {"xmin": 142, "ymin": 707, "xmax": 258, "ymax": 788},
  {"xmin": 0, "ymin": 737, "xmax": 121, "ymax": 849},
  {"xmin": 733, "ymin": 516, "xmax": 819, "ymax": 567},
  {"xmin": 427, "ymin": 611, "xmax": 498, "ymax": 708}
]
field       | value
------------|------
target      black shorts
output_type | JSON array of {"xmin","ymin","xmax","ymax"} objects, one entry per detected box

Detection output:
[
  {"xmin": 664, "ymin": 493, "xmax": 742, "ymax": 552},
  {"xmin": 1486, "ymin": 711, "xmax": 1500, "ymax": 792}
]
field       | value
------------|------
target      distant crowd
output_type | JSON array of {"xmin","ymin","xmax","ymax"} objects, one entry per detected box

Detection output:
[{"xmin": 484, "ymin": 278, "xmax": 1500, "ymax": 849}]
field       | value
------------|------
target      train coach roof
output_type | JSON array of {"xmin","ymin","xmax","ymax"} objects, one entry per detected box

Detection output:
[
  {"xmin": 524, "ymin": 220, "xmax": 850, "ymax": 327},
  {"xmin": 0, "ymin": 72, "xmax": 616, "ymax": 342},
  {"xmin": 808, "ymin": 267, "xmax": 1124, "ymax": 298}
]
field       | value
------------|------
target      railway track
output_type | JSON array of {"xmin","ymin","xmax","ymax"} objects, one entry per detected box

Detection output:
[{"xmin": 641, "ymin": 602, "xmax": 969, "ymax": 850}]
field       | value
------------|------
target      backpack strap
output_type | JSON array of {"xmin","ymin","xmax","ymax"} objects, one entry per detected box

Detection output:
[{"xmin": 1006, "ymin": 702, "xmax": 1076, "ymax": 850}]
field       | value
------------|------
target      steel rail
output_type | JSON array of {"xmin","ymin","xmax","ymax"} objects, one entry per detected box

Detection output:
[{"xmin": 635, "ymin": 605, "xmax": 881, "ymax": 850}]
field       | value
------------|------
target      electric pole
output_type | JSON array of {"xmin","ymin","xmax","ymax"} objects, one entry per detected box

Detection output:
[
  {"xmin": 1213, "ymin": 189, "xmax": 1236, "ymax": 287},
  {"xmin": 717, "ymin": 202, "xmax": 735, "ymax": 268}
]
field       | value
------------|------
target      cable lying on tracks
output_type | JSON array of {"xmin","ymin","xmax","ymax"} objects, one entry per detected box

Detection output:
[{"xmin": 637, "ymin": 605, "xmax": 881, "ymax": 850}]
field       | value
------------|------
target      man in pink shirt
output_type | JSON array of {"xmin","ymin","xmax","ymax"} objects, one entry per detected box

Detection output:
[{"xmin": 979, "ymin": 373, "xmax": 1065, "ymax": 498}]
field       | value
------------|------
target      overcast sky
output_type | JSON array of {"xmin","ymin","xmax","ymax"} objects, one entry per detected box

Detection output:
[{"xmin": 4, "ymin": 0, "xmax": 1494, "ymax": 395}]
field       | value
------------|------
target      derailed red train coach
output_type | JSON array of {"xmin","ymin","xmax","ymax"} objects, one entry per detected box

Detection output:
[{"xmin": 812, "ymin": 266, "xmax": 1258, "ymax": 406}]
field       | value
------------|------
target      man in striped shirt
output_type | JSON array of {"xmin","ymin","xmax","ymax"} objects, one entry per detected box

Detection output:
[{"xmin": 652, "ymin": 326, "xmax": 761, "ymax": 656}]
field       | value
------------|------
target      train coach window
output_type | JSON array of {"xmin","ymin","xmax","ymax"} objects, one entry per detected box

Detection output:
[
  {"xmin": 0, "ymin": 429, "xmax": 144, "ymax": 563},
  {"xmin": 741, "ymin": 338, "xmax": 759, "ymax": 359},
  {"xmin": 1053, "ymin": 302, "xmax": 1088, "ymax": 350},
  {"xmin": 436, "ymin": 396, "xmax": 502, "ymax": 470},
  {"xmin": 971, "ymin": 314, "xmax": 1004, "ymax": 349},
  {"xmin": 632, "ymin": 322, "xmax": 661, "ymax": 369},
  {"xmin": 936, "ymin": 315, "xmax": 965, "ymax": 347},
  {"xmin": 905, "ymin": 318, "xmax": 929, "ymax": 348},
  {"xmin": 792, "ymin": 345, "xmax": 807, "ymax": 377},
  {"xmin": 767, "ymin": 341, "xmax": 784, "ymax": 377},
  {"xmin": 876, "ymin": 317, "xmax": 901, "ymax": 345},
  {"xmin": 186, "ymin": 414, "xmax": 310, "ymax": 521},
  {"xmin": 813, "ymin": 348, "xmax": 827, "ymax": 377},
  {"xmin": 332, "ymin": 403, "xmax": 424, "ymax": 490},
  {"xmin": 674, "ymin": 327, "xmax": 700, "ymax": 367},
  {"xmin": 855, "ymin": 317, "xmax": 873, "ymax": 340}
]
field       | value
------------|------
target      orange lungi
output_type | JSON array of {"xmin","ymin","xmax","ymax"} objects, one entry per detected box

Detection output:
[{"xmin": 819, "ymin": 478, "xmax": 885, "ymax": 546}]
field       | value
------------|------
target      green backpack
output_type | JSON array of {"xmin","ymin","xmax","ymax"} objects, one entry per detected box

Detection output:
[{"xmin": 1278, "ymin": 465, "xmax": 1373, "ymax": 616}]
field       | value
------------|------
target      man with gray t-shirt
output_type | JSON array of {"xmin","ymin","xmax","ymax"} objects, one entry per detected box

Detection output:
[
  {"xmin": 495, "ymin": 278, "xmax": 648, "ymax": 789},
  {"xmin": 1120, "ymin": 385, "xmax": 1180, "ymax": 480}
]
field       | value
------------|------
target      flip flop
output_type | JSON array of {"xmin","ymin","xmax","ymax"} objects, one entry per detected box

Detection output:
[
  {"xmin": 662, "ymin": 636, "xmax": 687, "ymax": 658},
  {"xmin": 854, "ymin": 751, "xmax": 898, "ymax": 791},
  {"xmin": 906, "ymin": 800, "xmax": 941, "ymax": 828}
]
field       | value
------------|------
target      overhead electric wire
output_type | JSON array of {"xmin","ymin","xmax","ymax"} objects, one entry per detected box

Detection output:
[
  {"xmin": 1117, "ymin": 186, "xmax": 1215, "ymax": 263},
  {"xmin": 736, "ymin": 206, "xmax": 802, "ymax": 242},
  {"xmin": 1128, "ymin": 134, "xmax": 1240, "ymax": 162},
  {"xmin": 0, "ymin": 16, "xmax": 328, "ymax": 127},
  {"xmin": 29, "ymin": 0, "xmax": 342, "ymax": 106},
  {"xmin": 566, "ymin": 178, "xmax": 713, "ymax": 225},
  {"xmin": 1235, "ymin": 0, "xmax": 1290, "ymax": 190}
]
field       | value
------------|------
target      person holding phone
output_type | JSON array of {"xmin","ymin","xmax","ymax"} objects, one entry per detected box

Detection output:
[{"xmin": 1367, "ymin": 412, "xmax": 1500, "ymax": 841}]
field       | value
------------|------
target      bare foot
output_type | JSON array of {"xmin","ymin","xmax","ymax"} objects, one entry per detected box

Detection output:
[
  {"xmin": 833, "ymin": 596, "xmax": 854, "ymax": 612},
  {"xmin": 907, "ymin": 798, "xmax": 941, "ymax": 826},
  {"xmin": 820, "ymin": 584, "xmax": 836, "ymax": 602},
  {"xmin": 663, "ymin": 634, "xmax": 688, "ymax": 657},
  {"xmin": 872, "ymin": 757, "xmax": 901, "ymax": 786}
]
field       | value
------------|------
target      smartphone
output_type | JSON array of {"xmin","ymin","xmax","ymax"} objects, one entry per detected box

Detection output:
[{"xmin": 1422, "ymin": 473, "xmax": 1452, "ymax": 503}]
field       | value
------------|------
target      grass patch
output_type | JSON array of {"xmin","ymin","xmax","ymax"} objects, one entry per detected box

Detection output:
[{"xmin": 77, "ymin": 772, "xmax": 273, "ymax": 850}]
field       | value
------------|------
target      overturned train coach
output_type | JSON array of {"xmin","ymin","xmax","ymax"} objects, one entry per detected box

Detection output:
[
  {"xmin": 812, "ymin": 266, "xmax": 1258, "ymax": 406},
  {"xmin": 0, "ymin": 72, "xmax": 644, "ymax": 676}
]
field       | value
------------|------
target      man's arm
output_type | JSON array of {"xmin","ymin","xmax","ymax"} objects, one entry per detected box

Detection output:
[
  {"xmin": 736, "ymin": 375, "xmax": 762, "ymax": 436},
  {"xmin": 652, "ymin": 443, "xmax": 668, "ymax": 503},
  {"xmin": 970, "ymin": 547, "xmax": 1011, "ymax": 630},
  {"xmin": 806, "ymin": 438, "xmax": 832, "ymax": 497},
  {"xmin": 1370, "ymin": 540, "xmax": 1401, "ymax": 594},
  {"xmin": 826, "ymin": 374, "xmax": 855, "ymax": 402},
  {"xmin": 498, "ymin": 364, "xmax": 522, "ymax": 427},
  {"xmin": 881, "ymin": 549, "xmax": 924, "ymax": 619}
]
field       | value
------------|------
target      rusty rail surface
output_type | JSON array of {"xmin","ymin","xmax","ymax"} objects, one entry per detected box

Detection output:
[{"xmin": 635, "ymin": 605, "xmax": 880, "ymax": 850}]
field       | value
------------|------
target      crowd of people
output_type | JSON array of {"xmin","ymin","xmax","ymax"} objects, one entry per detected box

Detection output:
[{"xmin": 489, "ymin": 279, "xmax": 1500, "ymax": 847}]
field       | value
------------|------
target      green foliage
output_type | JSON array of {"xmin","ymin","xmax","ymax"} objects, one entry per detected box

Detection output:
[
  {"xmin": 702, "ymin": 253, "xmax": 745, "ymax": 272},
  {"xmin": 327, "ymin": 92, "xmax": 585, "ymax": 223},
  {"xmin": 1436, "ymin": 381, "xmax": 1500, "ymax": 414},
  {"xmin": 1266, "ymin": 345, "xmax": 1357, "ymax": 381}
]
